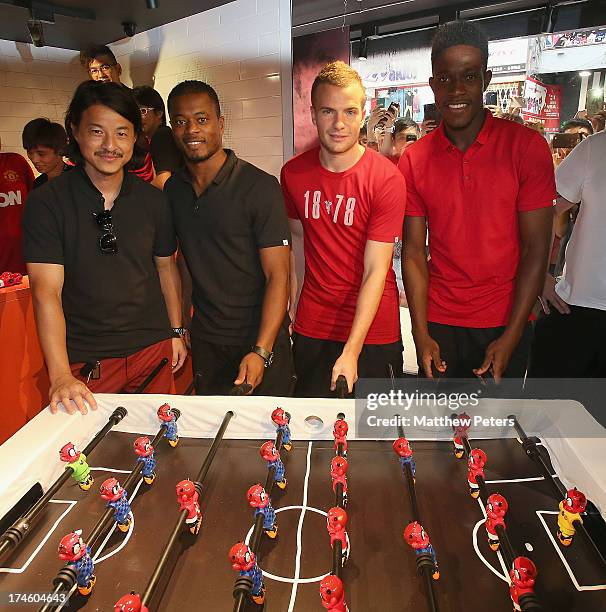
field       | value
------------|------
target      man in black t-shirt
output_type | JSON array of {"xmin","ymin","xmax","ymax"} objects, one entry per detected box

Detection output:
[
  {"xmin": 164, "ymin": 80, "xmax": 293, "ymax": 396},
  {"xmin": 133, "ymin": 86, "xmax": 182, "ymax": 190},
  {"xmin": 23, "ymin": 81, "xmax": 187, "ymax": 415}
]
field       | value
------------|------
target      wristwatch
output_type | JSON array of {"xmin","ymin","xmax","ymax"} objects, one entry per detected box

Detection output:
[
  {"xmin": 251, "ymin": 345, "xmax": 274, "ymax": 368},
  {"xmin": 172, "ymin": 327, "xmax": 188, "ymax": 338}
]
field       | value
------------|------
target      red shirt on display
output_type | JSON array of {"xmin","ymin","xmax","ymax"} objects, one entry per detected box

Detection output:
[
  {"xmin": 281, "ymin": 146, "xmax": 405, "ymax": 344},
  {"xmin": 0, "ymin": 153, "xmax": 34, "ymax": 274},
  {"xmin": 399, "ymin": 111, "xmax": 556, "ymax": 328}
]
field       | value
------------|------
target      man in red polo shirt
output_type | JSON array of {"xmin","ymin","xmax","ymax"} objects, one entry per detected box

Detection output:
[
  {"xmin": 282, "ymin": 61, "xmax": 405, "ymax": 397},
  {"xmin": 400, "ymin": 21, "xmax": 555, "ymax": 381}
]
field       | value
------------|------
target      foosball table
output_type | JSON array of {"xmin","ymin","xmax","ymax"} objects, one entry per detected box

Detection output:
[{"xmin": 0, "ymin": 393, "xmax": 605, "ymax": 611}]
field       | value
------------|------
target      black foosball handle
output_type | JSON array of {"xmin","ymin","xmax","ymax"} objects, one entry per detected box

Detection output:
[
  {"xmin": 127, "ymin": 358, "xmax": 169, "ymax": 394},
  {"xmin": 230, "ymin": 382, "xmax": 253, "ymax": 396},
  {"xmin": 0, "ymin": 407, "xmax": 127, "ymax": 565},
  {"xmin": 335, "ymin": 375, "xmax": 348, "ymax": 399}
]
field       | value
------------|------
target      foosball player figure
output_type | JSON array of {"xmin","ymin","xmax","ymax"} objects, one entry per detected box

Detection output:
[
  {"xmin": 176, "ymin": 479, "xmax": 202, "ymax": 535},
  {"xmin": 485, "ymin": 493, "xmax": 508, "ymax": 551},
  {"xmin": 59, "ymin": 442, "xmax": 94, "ymax": 491},
  {"xmin": 271, "ymin": 407, "xmax": 292, "ymax": 452},
  {"xmin": 260, "ymin": 440, "xmax": 287, "ymax": 489},
  {"xmin": 133, "ymin": 436, "xmax": 156, "ymax": 485},
  {"xmin": 333, "ymin": 419, "xmax": 348, "ymax": 458},
  {"xmin": 404, "ymin": 521, "xmax": 440, "ymax": 580},
  {"xmin": 0, "ymin": 271, "xmax": 23, "ymax": 287},
  {"xmin": 247, "ymin": 484, "xmax": 278, "ymax": 538},
  {"xmin": 229, "ymin": 542, "xmax": 266, "ymax": 605},
  {"xmin": 157, "ymin": 403, "xmax": 179, "ymax": 447},
  {"xmin": 509, "ymin": 557, "xmax": 537, "ymax": 612},
  {"xmin": 453, "ymin": 412, "xmax": 471, "ymax": 459},
  {"xmin": 320, "ymin": 575, "xmax": 349, "ymax": 612},
  {"xmin": 468, "ymin": 448, "xmax": 487, "ymax": 499},
  {"xmin": 393, "ymin": 437, "xmax": 415, "ymax": 482},
  {"xmin": 557, "ymin": 487, "xmax": 587, "ymax": 547},
  {"xmin": 114, "ymin": 592, "xmax": 149, "ymax": 612},
  {"xmin": 58, "ymin": 530, "xmax": 96, "ymax": 596},
  {"xmin": 330, "ymin": 456, "xmax": 348, "ymax": 507},
  {"xmin": 327, "ymin": 506, "xmax": 349, "ymax": 567},
  {"xmin": 100, "ymin": 478, "xmax": 132, "ymax": 532}
]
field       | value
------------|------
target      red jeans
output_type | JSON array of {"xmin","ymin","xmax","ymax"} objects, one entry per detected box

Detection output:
[{"xmin": 70, "ymin": 339, "xmax": 175, "ymax": 394}]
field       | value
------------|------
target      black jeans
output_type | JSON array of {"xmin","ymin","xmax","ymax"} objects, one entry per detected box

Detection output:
[
  {"xmin": 292, "ymin": 332, "xmax": 403, "ymax": 398},
  {"xmin": 191, "ymin": 325, "xmax": 294, "ymax": 396}
]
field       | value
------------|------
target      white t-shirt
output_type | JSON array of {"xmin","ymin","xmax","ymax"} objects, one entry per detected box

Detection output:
[{"xmin": 555, "ymin": 130, "xmax": 606, "ymax": 311}]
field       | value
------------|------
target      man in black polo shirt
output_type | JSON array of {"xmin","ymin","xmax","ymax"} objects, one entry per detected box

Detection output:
[
  {"xmin": 164, "ymin": 80, "xmax": 292, "ymax": 395},
  {"xmin": 23, "ymin": 81, "xmax": 187, "ymax": 415}
]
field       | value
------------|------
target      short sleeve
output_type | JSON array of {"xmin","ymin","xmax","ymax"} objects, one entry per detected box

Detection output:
[
  {"xmin": 250, "ymin": 173, "xmax": 291, "ymax": 249},
  {"xmin": 279, "ymin": 166, "xmax": 300, "ymax": 220},
  {"xmin": 22, "ymin": 189, "xmax": 64, "ymax": 264},
  {"xmin": 152, "ymin": 192, "xmax": 178, "ymax": 257},
  {"xmin": 516, "ymin": 132, "xmax": 557, "ymax": 212},
  {"xmin": 150, "ymin": 127, "xmax": 182, "ymax": 174},
  {"xmin": 367, "ymin": 166, "xmax": 406, "ymax": 243},
  {"xmin": 398, "ymin": 151, "xmax": 426, "ymax": 217},
  {"xmin": 555, "ymin": 135, "xmax": 590, "ymax": 204}
]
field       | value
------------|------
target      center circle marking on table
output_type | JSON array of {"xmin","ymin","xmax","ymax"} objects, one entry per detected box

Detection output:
[{"xmin": 244, "ymin": 505, "xmax": 350, "ymax": 584}]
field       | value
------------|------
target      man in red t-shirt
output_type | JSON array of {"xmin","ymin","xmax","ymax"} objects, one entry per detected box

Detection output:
[
  {"xmin": 0, "ymin": 140, "xmax": 34, "ymax": 274},
  {"xmin": 399, "ymin": 21, "xmax": 555, "ymax": 381},
  {"xmin": 281, "ymin": 61, "xmax": 406, "ymax": 397}
]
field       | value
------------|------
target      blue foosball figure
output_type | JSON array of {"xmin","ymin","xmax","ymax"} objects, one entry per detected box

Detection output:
[
  {"xmin": 271, "ymin": 408, "xmax": 292, "ymax": 452},
  {"xmin": 134, "ymin": 436, "xmax": 157, "ymax": 485},
  {"xmin": 404, "ymin": 521, "xmax": 440, "ymax": 580},
  {"xmin": 58, "ymin": 531, "xmax": 96, "ymax": 596},
  {"xmin": 260, "ymin": 441, "xmax": 287, "ymax": 489},
  {"xmin": 100, "ymin": 478, "xmax": 132, "ymax": 532},
  {"xmin": 157, "ymin": 403, "xmax": 179, "ymax": 447},
  {"xmin": 247, "ymin": 484, "xmax": 278, "ymax": 538},
  {"xmin": 229, "ymin": 542, "xmax": 266, "ymax": 605}
]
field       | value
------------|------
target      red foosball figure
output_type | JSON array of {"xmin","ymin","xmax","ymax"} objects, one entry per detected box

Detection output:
[
  {"xmin": 260, "ymin": 440, "xmax": 287, "ymax": 489},
  {"xmin": 557, "ymin": 487, "xmax": 587, "ymax": 547},
  {"xmin": 247, "ymin": 483, "xmax": 278, "ymax": 538},
  {"xmin": 327, "ymin": 506, "xmax": 349, "ymax": 567},
  {"xmin": 485, "ymin": 493, "xmax": 508, "ymax": 551},
  {"xmin": 467, "ymin": 448, "xmax": 487, "ymax": 499},
  {"xmin": 58, "ymin": 530, "xmax": 96, "ymax": 596},
  {"xmin": 330, "ymin": 456, "xmax": 348, "ymax": 506},
  {"xmin": 133, "ymin": 436, "xmax": 156, "ymax": 485},
  {"xmin": 271, "ymin": 407, "xmax": 292, "ymax": 452},
  {"xmin": 403, "ymin": 521, "xmax": 440, "ymax": 580},
  {"xmin": 509, "ymin": 556, "xmax": 537, "ymax": 611},
  {"xmin": 393, "ymin": 437, "xmax": 416, "ymax": 482},
  {"xmin": 320, "ymin": 574, "xmax": 349, "ymax": 611},
  {"xmin": 114, "ymin": 592, "xmax": 149, "ymax": 612},
  {"xmin": 333, "ymin": 419, "xmax": 348, "ymax": 457},
  {"xmin": 453, "ymin": 412, "xmax": 471, "ymax": 459},
  {"xmin": 176, "ymin": 479, "xmax": 202, "ymax": 535}
]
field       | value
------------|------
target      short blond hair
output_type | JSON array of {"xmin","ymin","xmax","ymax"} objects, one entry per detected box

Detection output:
[{"xmin": 311, "ymin": 60, "xmax": 365, "ymax": 108}]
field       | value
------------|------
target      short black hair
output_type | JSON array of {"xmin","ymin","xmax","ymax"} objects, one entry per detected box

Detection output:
[
  {"xmin": 562, "ymin": 119, "xmax": 594, "ymax": 134},
  {"xmin": 393, "ymin": 117, "xmax": 420, "ymax": 135},
  {"xmin": 167, "ymin": 80, "xmax": 221, "ymax": 117},
  {"xmin": 431, "ymin": 20, "xmax": 489, "ymax": 69},
  {"xmin": 22, "ymin": 117, "xmax": 67, "ymax": 152},
  {"xmin": 133, "ymin": 85, "xmax": 166, "ymax": 125},
  {"xmin": 80, "ymin": 44, "xmax": 118, "ymax": 69},
  {"xmin": 65, "ymin": 80, "xmax": 142, "ymax": 165}
]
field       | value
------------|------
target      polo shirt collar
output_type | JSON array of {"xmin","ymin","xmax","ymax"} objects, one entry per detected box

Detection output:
[
  {"xmin": 436, "ymin": 108, "xmax": 494, "ymax": 151},
  {"xmin": 174, "ymin": 149, "xmax": 237, "ymax": 187},
  {"xmin": 73, "ymin": 163, "xmax": 134, "ymax": 202}
]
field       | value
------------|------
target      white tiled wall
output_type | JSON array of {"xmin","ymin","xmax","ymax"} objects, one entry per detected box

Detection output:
[
  {"xmin": 111, "ymin": 0, "xmax": 293, "ymax": 177},
  {"xmin": 0, "ymin": 40, "xmax": 83, "ymax": 160},
  {"xmin": 0, "ymin": 0, "xmax": 293, "ymax": 177}
]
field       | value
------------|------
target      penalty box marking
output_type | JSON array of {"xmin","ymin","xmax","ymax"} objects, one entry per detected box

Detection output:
[
  {"xmin": 0, "ymin": 467, "xmax": 137, "ymax": 575},
  {"xmin": 536, "ymin": 511, "xmax": 606, "ymax": 592}
]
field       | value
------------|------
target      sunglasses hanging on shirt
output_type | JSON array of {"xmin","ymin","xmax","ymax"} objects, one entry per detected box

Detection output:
[{"xmin": 93, "ymin": 210, "xmax": 118, "ymax": 255}]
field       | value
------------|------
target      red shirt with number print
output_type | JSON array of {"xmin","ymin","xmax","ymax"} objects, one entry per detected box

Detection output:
[
  {"xmin": 0, "ymin": 152, "xmax": 34, "ymax": 274},
  {"xmin": 281, "ymin": 146, "xmax": 406, "ymax": 344}
]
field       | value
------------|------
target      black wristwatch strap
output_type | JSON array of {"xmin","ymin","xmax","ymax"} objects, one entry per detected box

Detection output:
[
  {"xmin": 251, "ymin": 345, "xmax": 273, "ymax": 367},
  {"xmin": 172, "ymin": 327, "xmax": 187, "ymax": 338}
]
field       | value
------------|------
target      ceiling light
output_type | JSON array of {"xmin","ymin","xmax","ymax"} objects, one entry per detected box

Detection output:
[
  {"xmin": 358, "ymin": 37, "xmax": 369, "ymax": 61},
  {"xmin": 27, "ymin": 20, "xmax": 45, "ymax": 47},
  {"xmin": 579, "ymin": 71, "xmax": 591, "ymax": 77}
]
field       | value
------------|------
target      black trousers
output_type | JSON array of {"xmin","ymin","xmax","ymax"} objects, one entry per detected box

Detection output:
[
  {"xmin": 426, "ymin": 322, "xmax": 533, "ymax": 379},
  {"xmin": 292, "ymin": 333, "xmax": 403, "ymax": 398},
  {"xmin": 191, "ymin": 325, "xmax": 294, "ymax": 396},
  {"xmin": 529, "ymin": 305, "xmax": 606, "ymax": 377}
]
